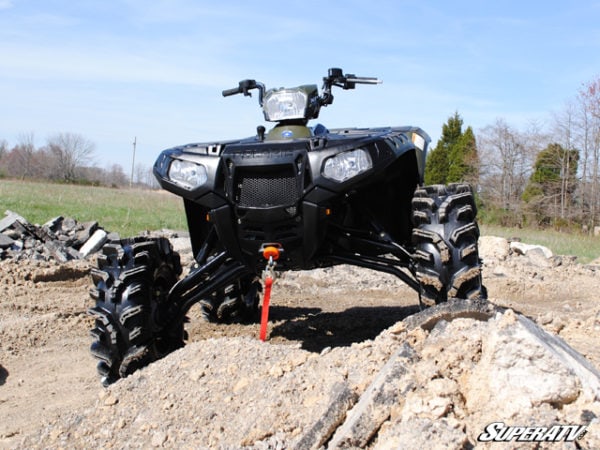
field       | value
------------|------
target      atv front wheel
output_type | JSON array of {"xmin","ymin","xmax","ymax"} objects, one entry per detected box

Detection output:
[
  {"xmin": 411, "ymin": 183, "xmax": 486, "ymax": 306},
  {"xmin": 88, "ymin": 237, "xmax": 183, "ymax": 385}
]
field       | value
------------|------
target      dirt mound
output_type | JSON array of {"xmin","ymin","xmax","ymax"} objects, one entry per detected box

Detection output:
[
  {"xmin": 1, "ymin": 236, "xmax": 600, "ymax": 448},
  {"xmin": 19, "ymin": 301, "xmax": 600, "ymax": 449}
]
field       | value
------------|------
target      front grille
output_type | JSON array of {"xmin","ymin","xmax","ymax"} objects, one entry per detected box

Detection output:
[{"xmin": 236, "ymin": 166, "xmax": 299, "ymax": 207}]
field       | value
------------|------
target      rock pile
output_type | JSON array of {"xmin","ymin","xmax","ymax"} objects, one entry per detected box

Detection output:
[
  {"xmin": 0, "ymin": 210, "xmax": 113, "ymax": 262},
  {"xmin": 478, "ymin": 235, "xmax": 590, "ymax": 269}
]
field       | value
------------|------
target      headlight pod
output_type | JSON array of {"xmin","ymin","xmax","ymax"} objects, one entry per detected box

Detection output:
[
  {"xmin": 322, "ymin": 148, "xmax": 373, "ymax": 182},
  {"xmin": 263, "ymin": 90, "xmax": 307, "ymax": 122},
  {"xmin": 168, "ymin": 159, "xmax": 208, "ymax": 190},
  {"xmin": 262, "ymin": 85, "xmax": 319, "ymax": 122}
]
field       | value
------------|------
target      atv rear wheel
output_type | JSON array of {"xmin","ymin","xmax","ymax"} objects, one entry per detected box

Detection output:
[
  {"xmin": 411, "ymin": 183, "xmax": 486, "ymax": 306},
  {"xmin": 200, "ymin": 276, "xmax": 261, "ymax": 323},
  {"xmin": 88, "ymin": 237, "xmax": 183, "ymax": 385}
]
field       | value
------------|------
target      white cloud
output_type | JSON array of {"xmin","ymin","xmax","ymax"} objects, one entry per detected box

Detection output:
[{"xmin": 0, "ymin": 0, "xmax": 13, "ymax": 10}]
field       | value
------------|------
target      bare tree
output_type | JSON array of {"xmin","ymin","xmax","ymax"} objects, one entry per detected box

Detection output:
[
  {"xmin": 551, "ymin": 104, "xmax": 580, "ymax": 221},
  {"xmin": 106, "ymin": 163, "xmax": 129, "ymax": 187},
  {"xmin": 0, "ymin": 139, "xmax": 7, "ymax": 177},
  {"xmin": 13, "ymin": 132, "xmax": 37, "ymax": 179},
  {"xmin": 478, "ymin": 119, "xmax": 539, "ymax": 213},
  {"xmin": 47, "ymin": 132, "xmax": 95, "ymax": 182},
  {"xmin": 0, "ymin": 139, "xmax": 7, "ymax": 160},
  {"xmin": 576, "ymin": 78, "xmax": 600, "ymax": 230},
  {"xmin": 133, "ymin": 163, "xmax": 160, "ymax": 188}
]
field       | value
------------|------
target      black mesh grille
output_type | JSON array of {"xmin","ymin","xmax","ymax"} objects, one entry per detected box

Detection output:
[{"xmin": 236, "ymin": 167, "xmax": 299, "ymax": 207}]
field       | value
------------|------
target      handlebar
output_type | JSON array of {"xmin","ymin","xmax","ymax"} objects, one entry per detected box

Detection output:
[
  {"xmin": 221, "ymin": 68, "xmax": 380, "ymax": 111},
  {"xmin": 222, "ymin": 87, "xmax": 241, "ymax": 97},
  {"xmin": 221, "ymin": 79, "xmax": 266, "ymax": 104},
  {"xmin": 345, "ymin": 76, "xmax": 382, "ymax": 85},
  {"xmin": 322, "ymin": 68, "xmax": 381, "ymax": 92},
  {"xmin": 317, "ymin": 68, "xmax": 381, "ymax": 106}
]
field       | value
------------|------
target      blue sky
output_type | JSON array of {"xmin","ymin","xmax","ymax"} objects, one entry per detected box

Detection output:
[{"xmin": 1, "ymin": 0, "xmax": 599, "ymax": 170}]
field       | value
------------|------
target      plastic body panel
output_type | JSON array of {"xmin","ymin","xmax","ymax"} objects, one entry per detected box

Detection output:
[{"xmin": 153, "ymin": 126, "xmax": 430, "ymax": 273}]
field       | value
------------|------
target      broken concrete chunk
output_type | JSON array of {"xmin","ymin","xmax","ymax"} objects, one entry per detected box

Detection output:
[
  {"xmin": 478, "ymin": 236, "xmax": 510, "ymax": 262},
  {"xmin": 0, "ymin": 211, "xmax": 109, "ymax": 261},
  {"xmin": 11, "ymin": 240, "xmax": 24, "ymax": 252},
  {"xmin": 12, "ymin": 220, "xmax": 55, "ymax": 243},
  {"xmin": 0, "ymin": 233, "xmax": 15, "ymax": 249},
  {"xmin": 106, "ymin": 232, "xmax": 120, "ymax": 242},
  {"xmin": 327, "ymin": 344, "xmax": 415, "ymax": 449},
  {"xmin": 66, "ymin": 246, "xmax": 82, "ymax": 260},
  {"xmin": 463, "ymin": 309, "xmax": 600, "ymax": 435},
  {"xmin": 2, "ymin": 228, "xmax": 20, "ymax": 239},
  {"xmin": 0, "ymin": 210, "xmax": 28, "ymax": 233},
  {"xmin": 73, "ymin": 221, "xmax": 99, "ymax": 248},
  {"xmin": 43, "ymin": 240, "xmax": 70, "ymax": 263},
  {"xmin": 62, "ymin": 217, "xmax": 78, "ymax": 233},
  {"xmin": 526, "ymin": 247, "xmax": 553, "ymax": 268},
  {"xmin": 79, "ymin": 229, "xmax": 108, "ymax": 257},
  {"xmin": 372, "ymin": 417, "xmax": 469, "ymax": 450},
  {"xmin": 292, "ymin": 382, "xmax": 357, "ymax": 450},
  {"xmin": 510, "ymin": 241, "xmax": 553, "ymax": 258},
  {"xmin": 42, "ymin": 216, "xmax": 64, "ymax": 231}
]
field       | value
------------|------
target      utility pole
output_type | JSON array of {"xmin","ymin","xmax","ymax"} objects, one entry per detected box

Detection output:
[{"xmin": 130, "ymin": 136, "xmax": 137, "ymax": 188}]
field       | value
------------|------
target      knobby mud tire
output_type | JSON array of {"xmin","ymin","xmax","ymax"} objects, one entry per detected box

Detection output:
[
  {"xmin": 88, "ymin": 237, "xmax": 183, "ymax": 385},
  {"xmin": 199, "ymin": 277, "xmax": 261, "ymax": 324},
  {"xmin": 411, "ymin": 183, "xmax": 486, "ymax": 306}
]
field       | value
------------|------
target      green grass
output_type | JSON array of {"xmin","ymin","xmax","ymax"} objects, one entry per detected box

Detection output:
[
  {"xmin": 2, "ymin": 179, "xmax": 599, "ymax": 263},
  {"xmin": 480, "ymin": 224, "xmax": 600, "ymax": 264},
  {"xmin": 0, "ymin": 179, "xmax": 186, "ymax": 237}
]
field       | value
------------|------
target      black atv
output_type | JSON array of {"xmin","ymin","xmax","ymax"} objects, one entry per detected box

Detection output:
[{"xmin": 88, "ymin": 68, "xmax": 486, "ymax": 385}]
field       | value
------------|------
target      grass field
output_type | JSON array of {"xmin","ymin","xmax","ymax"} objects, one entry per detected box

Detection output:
[
  {"xmin": 0, "ymin": 179, "xmax": 186, "ymax": 237},
  {"xmin": 480, "ymin": 224, "xmax": 600, "ymax": 264},
  {"xmin": 2, "ymin": 179, "xmax": 600, "ymax": 263}
]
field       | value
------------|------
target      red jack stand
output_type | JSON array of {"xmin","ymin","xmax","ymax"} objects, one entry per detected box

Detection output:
[
  {"xmin": 259, "ymin": 245, "xmax": 281, "ymax": 342},
  {"xmin": 259, "ymin": 275, "xmax": 273, "ymax": 342}
]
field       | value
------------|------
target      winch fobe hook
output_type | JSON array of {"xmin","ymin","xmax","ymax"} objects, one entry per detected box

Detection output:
[{"xmin": 259, "ymin": 244, "xmax": 282, "ymax": 341}]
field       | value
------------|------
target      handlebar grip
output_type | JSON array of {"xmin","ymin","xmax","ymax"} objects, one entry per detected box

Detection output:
[
  {"xmin": 222, "ymin": 87, "xmax": 241, "ymax": 97},
  {"xmin": 346, "ymin": 76, "xmax": 382, "ymax": 84}
]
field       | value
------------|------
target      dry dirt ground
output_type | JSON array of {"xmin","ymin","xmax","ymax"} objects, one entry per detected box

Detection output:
[{"xmin": 1, "ymin": 236, "xmax": 599, "ymax": 449}]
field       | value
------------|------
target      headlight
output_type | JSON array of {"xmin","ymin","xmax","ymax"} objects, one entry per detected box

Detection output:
[
  {"xmin": 168, "ymin": 159, "xmax": 208, "ymax": 189},
  {"xmin": 412, "ymin": 132, "xmax": 426, "ymax": 151},
  {"xmin": 262, "ymin": 85, "xmax": 319, "ymax": 122},
  {"xmin": 322, "ymin": 149, "xmax": 373, "ymax": 182},
  {"xmin": 263, "ymin": 90, "xmax": 308, "ymax": 122}
]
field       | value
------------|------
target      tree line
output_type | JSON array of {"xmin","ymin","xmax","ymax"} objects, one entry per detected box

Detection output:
[
  {"xmin": 0, "ymin": 132, "xmax": 157, "ymax": 188},
  {"xmin": 425, "ymin": 75, "xmax": 600, "ymax": 232}
]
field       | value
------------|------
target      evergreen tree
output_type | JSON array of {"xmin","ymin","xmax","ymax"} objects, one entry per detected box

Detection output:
[
  {"xmin": 448, "ymin": 126, "xmax": 478, "ymax": 184},
  {"xmin": 424, "ymin": 112, "xmax": 479, "ymax": 186},
  {"xmin": 424, "ymin": 144, "xmax": 448, "ymax": 185},
  {"xmin": 522, "ymin": 143, "xmax": 578, "ymax": 224}
]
